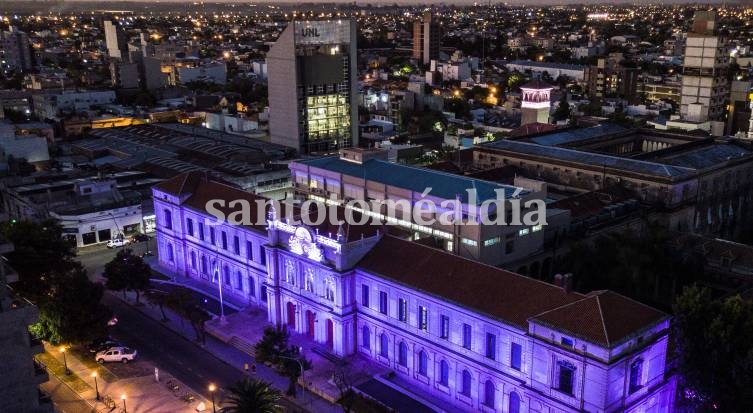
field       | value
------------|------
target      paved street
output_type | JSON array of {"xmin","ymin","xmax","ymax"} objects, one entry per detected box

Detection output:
[{"xmin": 74, "ymin": 242, "xmax": 333, "ymax": 413}]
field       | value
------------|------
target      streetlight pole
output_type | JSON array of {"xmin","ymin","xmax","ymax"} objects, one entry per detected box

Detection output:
[
  {"xmin": 278, "ymin": 354, "xmax": 305, "ymax": 405},
  {"xmin": 121, "ymin": 394, "xmax": 127, "ymax": 413},
  {"xmin": 213, "ymin": 250, "xmax": 227, "ymax": 324},
  {"xmin": 208, "ymin": 383, "xmax": 217, "ymax": 413},
  {"xmin": 92, "ymin": 372, "xmax": 99, "ymax": 401},
  {"xmin": 59, "ymin": 347, "xmax": 70, "ymax": 375}
]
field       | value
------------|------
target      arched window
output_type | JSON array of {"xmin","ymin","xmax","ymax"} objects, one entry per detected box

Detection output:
[
  {"xmin": 235, "ymin": 271, "xmax": 243, "ymax": 291},
  {"xmin": 398, "ymin": 342, "xmax": 408, "ymax": 367},
  {"xmin": 461, "ymin": 370, "xmax": 472, "ymax": 396},
  {"xmin": 190, "ymin": 251, "xmax": 197, "ymax": 269},
  {"xmin": 248, "ymin": 276, "xmax": 255, "ymax": 297},
  {"xmin": 557, "ymin": 360, "xmax": 576, "ymax": 395},
  {"xmin": 362, "ymin": 326, "xmax": 370, "ymax": 349},
  {"xmin": 379, "ymin": 334, "xmax": 389, "ymax": 358},
  {"xmin": 223, "ymin": 265, "xmax": 230, "ymax": 285},
  {"xmin": 629, "ymin": 358, "xmax": 644, "ymax": 393},
  {"xmin": 509, "ymin": 391, "xmax": 521, "ymax": 413},
  {"xmin": 201, "ymin": 256, "xmax": 208, "ymax": 274},
  {"xmin": 484, "ymin": 380, "xmax": 495, "ymax": 407},
  {"xmin": 439, "ymin": 360, "xmax": 449, "ymax": 386},
  {"xmin": 418, "ymin": 350, "xmax": 428, "ymax": 376}
]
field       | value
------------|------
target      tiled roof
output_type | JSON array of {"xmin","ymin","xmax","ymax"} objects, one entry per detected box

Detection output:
[
  {"xmin": 530, "ymin": 290, "xmax": 668, "ymax": 347},
  {"xmin": 357, "ymin": 235, "xmax": 584, "ymax": 329},
  {"xmin": 154, "ymin": 172, "xmax": 382, "ymax": 239},
  {"xmin": 520, "ymin": 79, "xmax": 553, "ymax": 90},
  {"xmin": 656, "ymin": 143, "xmax": 752, "ymax": 170},
  {"xmin": 298, "ymin": 157, "xmax": 527, "ymax": 204}
]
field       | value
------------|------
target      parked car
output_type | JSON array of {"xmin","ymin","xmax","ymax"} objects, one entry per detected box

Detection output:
[
  {"xmin": 96, "ymin": 347, "xmax": 138, "ymax": 364},
  {"xmin": 88, "ymin": 338, "xmax": 122, "ymax": 353},
  {"xmin": 106, "ymin": 238, "xmax": 130, "ymax": 248},
  {"xmin": 131, "ymin": 233, "xmax": 149, "ymax": 242}
]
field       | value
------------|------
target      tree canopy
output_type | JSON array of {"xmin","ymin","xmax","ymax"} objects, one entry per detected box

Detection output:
[
  {"xmin": 673, "ymin": 285, "xmax": 753, "ymax": 411},
  {"xmin": 221, "ymin": 378, "xmax": 283, "ymax": 413},
  {"xmin": 1, "ymin": 220, "xmax": 111, "ymax": 344},
  {"xmin": 103, "ymin": 248, "xmax": 152, "ymax": 304}
]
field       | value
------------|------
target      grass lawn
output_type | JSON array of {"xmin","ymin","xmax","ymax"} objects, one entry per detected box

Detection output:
[{"xmin": 36, "ymin": 352, "xmax": 92, "ymax": 393}]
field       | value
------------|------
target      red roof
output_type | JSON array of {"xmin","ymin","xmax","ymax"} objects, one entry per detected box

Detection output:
[
  {"xmin": 530, "ymin": 290, "xmax": 667, "ymax": 347},
  {"xmin": 357, "ymin": 235, "xmax": 584, "ymax": 329}
]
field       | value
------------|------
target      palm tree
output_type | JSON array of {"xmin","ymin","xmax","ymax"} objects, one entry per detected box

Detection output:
[{"xmin": 221, "ymin": 379, "xmax": 283, "ymax": 413}]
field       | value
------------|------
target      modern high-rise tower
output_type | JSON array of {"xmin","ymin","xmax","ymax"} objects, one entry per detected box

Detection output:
[
  {"xmin": 0, "ymin": 27, "xmax": 33, "ymax": 71},
  {"xmin": 680, "ymin": 11, "xmax": 729, "ymax": 135},
  {"xmin": 104, "ymin": 19, "xmax": 129, "ymax": 61},
  {"xmin": 267, "ymin": 20, "xmax": 358, "ymax": 155},
  {"xmin": 412, "ymin": 12, "xmax": 440, "ymax": 65}
]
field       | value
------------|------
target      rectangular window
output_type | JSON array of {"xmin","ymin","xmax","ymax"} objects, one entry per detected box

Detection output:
[
  {"xmin": 187, "ymin": 218, "xmax": 194, "ymax": 236},
  {"xmin": 398, "ymin": 298, "xmax": 407, "ymax": 322},
  {"xmin": 511, "ymin": 342, "xmax": 522, "ymax": 370},
  {"xmin": 233, "ymin": 236, "xmax": 240, "ymax": 255},
  {"xmin": 362, "ymin": 285, "xmax": 369, "ymax": 307},
  {"xmin": 461, "ymin": 238, "xmax": 478, "ymax": 247},
  {"xmin": 379, "ymin": 291, "xmax": 388, "ymax": 315},
  {"xmin": 236, "ymin": 272, "xmax": 243, "ymax": 291},
  {"xmin": 440, "ymin": 315, "xmax": 449, "ymax": 339},
  {"xmin": 198, "ymin": 222, "xmax": 204, "ymax": 241},
  {"xmin": 210, "ymin": 228, "xmax": 216, "ymax": 245},
  {"xmin": 221, "ymin": 232, "xmax": 228, "ymax": 250},
  {"xmin": 260, "ymin": 246, "xmax": 266, "ymax": 265},
  {"xmin": 261, "ymin": 285, "xmax": 268, "ymax": 302},
  {"xmin": 505, "ymin": 240, "xmax": 514, "ymax": 254},
  {"xmin": 462, "ymin": 324, "xmax": 472, "ymax": 349},
  {"xmin": 561, "ymin": 337, "xmax": 574, "ymax": 347},
  {"xmin": 486, "ymin": 333, "xmax": 497, "ymax": 360},
  {"xmin": 484, "ymin": 237, "xmax": 500, "ymax": 247},
  {"xmin": 246, "ymin": 241, "xmax": 253, "ymax": 259},
  {"xmin": 419, "ymin": 306, "xmax": 428, "ymax": 331},
  {"xmin": 558, "ymin": 363, "xmax": 575, "ymax": 395},
  {"xmin": 518, "ymin": 228, "xmax": 530, "ymax": 237}
]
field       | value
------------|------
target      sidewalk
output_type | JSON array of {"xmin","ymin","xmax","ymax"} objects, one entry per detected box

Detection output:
[
  {"xmin": 42, "ymin": 342, "xmax": 209, "ymax": 413},
  {"xmin": 115, "ymin": 287, "xmax": 342, "ymax": 413}
]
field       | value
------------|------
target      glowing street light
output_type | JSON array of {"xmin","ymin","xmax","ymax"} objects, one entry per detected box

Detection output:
[
  {"xmin": 208, "ymin": 383, "xmax": 217, "ymax": 413},
  {"xmin": 121, "ymin": 394, "xmax": 127, "ymax": 413},
  {"xmin": 91, "ymin": 372, "xmax": 99, "ymax": 400},
  {"xmin": 59, "ymin": 347, "xmax": 70, "ymax": 375}
]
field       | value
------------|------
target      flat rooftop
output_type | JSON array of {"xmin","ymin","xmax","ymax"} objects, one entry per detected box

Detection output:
[{"xmin": 297, "ymin": 156, "xmax": 528, "ymax": 203}]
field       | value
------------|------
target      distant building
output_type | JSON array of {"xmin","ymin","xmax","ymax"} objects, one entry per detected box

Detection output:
[
  {"xmin": 520, "ymin": 80, "xmax": 552, "ymax": 126},
  {"xmin": 0, "ymin": 239, "xmax": 50, "ymax": 413},
  {"xmin": 0, "ymin": 122, "xmax": 50, "ymax": 167},
  {"xmin": 31, "ymin": 90, "xmax": 116, "ymax": 120},
  {"xmin": 412, "ymin": 12, "xmax": 441, "ymax": 65},
  {"xmin": 727, "ymin": 80, "xmax": 752, "ymax": 136},
  {"xmin": 110, "ymin": 61, "xmax": 140, "ymax": 89},
  {"xmin": 680, "ymin": 11, "xmax": 730, "ymax": 135},
  {"xmin": 584, "ymin": 54, "xmax": 639, "ymax": 103},
  {"xmin": 267, "ymin": 20, "xmax": 358, "ymax": 154},
  {"xmin": 177, "ymin": 62, "xmax": 227, "ymax": 85},
  {"xmin": 638, "ymin": 79, "xmax": 681, "ymax": 104},
  {"xmin": 104, "ymin": 19, "xmax": 129, "ymax": 61},
  {"xmin": 0, "ymin": 27, "xmax": 33, "ymax": 71},
  {"xmin": 474, "ymin": 124, "xmax": 753, "ymax": 240},
  {"xmin": 506, "ymin": 60, "xmax": 585, "ymax": 81}
]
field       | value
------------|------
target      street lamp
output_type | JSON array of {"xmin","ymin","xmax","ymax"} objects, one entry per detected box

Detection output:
[
  {"xmin": 278, "ymin": 354, "xmax": 306, "ymax": 405},
  {"xmin": 208, "ymin": 383, "xmax": 217, "ymax": 413},
  {"xmin": 91, "ymin": 372, "xmax": 99, "ymax": 401},
  {"xmin": 121, "ymin": 394, "xmax": 127, "ymax": 413},
  {"xmin": 59, "ymin": 347, "xmax": 70, "ymax": 375}
]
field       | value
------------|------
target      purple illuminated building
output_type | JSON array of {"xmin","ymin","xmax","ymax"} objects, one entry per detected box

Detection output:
[{"xmin": 153, "ymin": 172, "xmax": 677, "ymax": 412}]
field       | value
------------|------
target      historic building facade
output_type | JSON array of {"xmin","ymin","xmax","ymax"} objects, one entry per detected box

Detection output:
[{"xmin": 153, "ymin": 172, "xmax": 677, "ymax": 413}]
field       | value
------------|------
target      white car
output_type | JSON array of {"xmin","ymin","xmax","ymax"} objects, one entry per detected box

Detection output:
[
  {"xmin": 96, "ymin": 346, "xmax": 138, "ymax": 364},
  {"xmin": 106, "ymin": 239, "xmax": 130, "ymax": 248}
]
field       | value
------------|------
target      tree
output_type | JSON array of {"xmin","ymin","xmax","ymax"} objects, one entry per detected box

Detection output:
[
  {"xmin": 102, "ymin": 249, "xmax": 152, "ymax": 304},
  {"xmin": 564, "ymin": 227, "xmax": 705, "ymax": 311},
  {"xmin": 144, "ymin": 289, "xmax": 170, "ymax": 321},
  {"xmin": 334, "ymin": 362, "xmax": 357, "ymax": 413},
  {"xmin": 253, "ymin": 326, "xmax": 311, "ymax": 396},
  {"xmin": 552, "ymin": 93, "xmax": 571, "ymax": 122},
  {"xmin": 29, "ymin": 266, "xmax": 112, "ymax": 345},
  {"xmin": 673, "ymin": 286, "xmax": 753, "ymax": 411},
  {"xmin": 0, "ymin": 219, "xmax": 79, "ymax": 301},
  {"xmin": 221, "ymin": 378, "xmax": 283, "ymax": 413},
  {"xmin": 2, "ymin": 220, "xmax": 111, "ymax": 344},
  {"xmin": 159, "ymin": 286, "xmax": 210, "ymax": 343}
]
